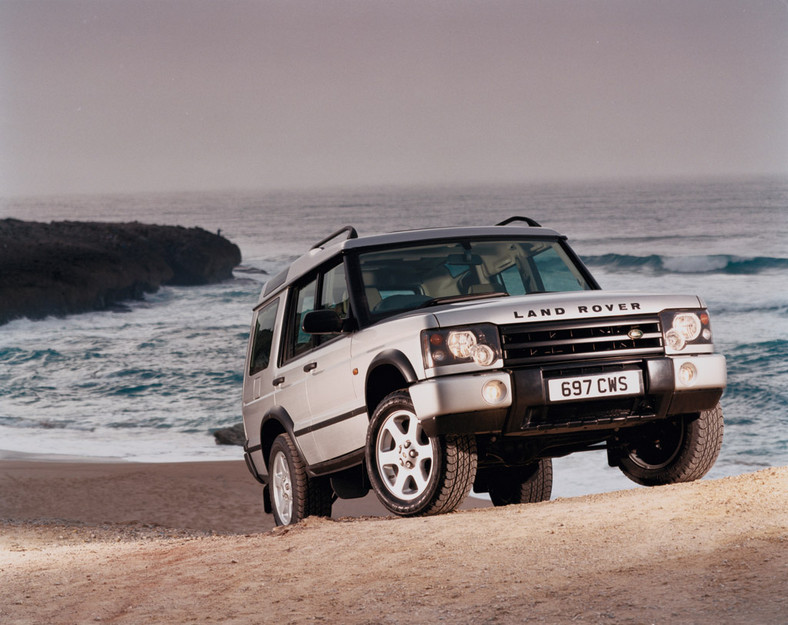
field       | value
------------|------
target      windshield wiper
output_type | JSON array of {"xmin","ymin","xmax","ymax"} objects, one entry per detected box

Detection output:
[{"xmin": 420, "ymin": 291, "xmax": 508, "ymax": 308}]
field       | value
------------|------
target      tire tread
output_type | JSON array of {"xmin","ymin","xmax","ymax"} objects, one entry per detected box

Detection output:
[
  {"xmin": 488, "ymin": 458, "xmax": 553, "ymax": 507},
  {"xmin": 620, "ymin": 404, "xmax": 724, "ymax": 487},
  {"xmin": 270, "ymin": 433, "xmax": 333, "ymax": 525}
]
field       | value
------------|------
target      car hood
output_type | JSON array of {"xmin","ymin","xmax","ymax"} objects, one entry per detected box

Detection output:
[{"xmin": 428, "ymin": 291, "xmax": 703, "ymax": 327}]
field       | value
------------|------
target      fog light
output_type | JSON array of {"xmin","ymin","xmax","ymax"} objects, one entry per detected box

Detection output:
[
  {"xmin": 482, "ymin": 379, "xmax": 507, "ymax": 404},
  {"xmin": 679, "ymin": 362, "xmax": 697, "ymax": 386}
]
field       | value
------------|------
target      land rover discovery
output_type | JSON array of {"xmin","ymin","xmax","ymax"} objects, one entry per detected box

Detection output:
[{"xmin": 241, "ymin": 218, "xmax": 726, "ymax": 525}]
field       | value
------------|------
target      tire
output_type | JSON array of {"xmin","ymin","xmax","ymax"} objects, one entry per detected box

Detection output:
[
  {"xmin": 269, "ymin": 433, "xmax": 333, "ymax": 526},
  {"xmin": 365, "ymin": 390, "xmax": 477, "ymax": 517},
  {"xmin": 487, "ymin": 458, "xmax": 553, "ymax": 507},
  {"xmin": 618, "ymin": 403, "xmax": 724, "ymax": 487}
]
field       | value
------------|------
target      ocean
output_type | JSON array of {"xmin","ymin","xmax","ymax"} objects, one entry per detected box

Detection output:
[{"xmin": 1, "ymin": 176, "xmax": 786, "ymax": 498}]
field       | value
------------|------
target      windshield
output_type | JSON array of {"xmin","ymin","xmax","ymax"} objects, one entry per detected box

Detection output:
[{"xmin": 356, "ymin": 238, "xmax": 593, "ymax": 319}]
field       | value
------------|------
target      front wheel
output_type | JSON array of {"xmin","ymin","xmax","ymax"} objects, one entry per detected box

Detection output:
[
  {"xmin": 269, "ymin": 433, "xmax": 333, "ymax": 526},
  {"xmin": 618, "ymin": 404, "xmax": 724, "ymax": 486},
  {"xmin": 365, "ymin": 390, "xmax": 477, "ymax": 517}
]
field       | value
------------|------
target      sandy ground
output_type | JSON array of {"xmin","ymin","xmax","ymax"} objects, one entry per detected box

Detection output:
[{"xmin": 1, "ymin": 460, "xmax": 786, "ymax": 625}]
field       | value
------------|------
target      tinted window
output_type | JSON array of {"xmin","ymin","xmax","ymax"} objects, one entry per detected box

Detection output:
[
  {"xmin": 531, "ymin": 246, "xmax": 587, "ymax": 292},
  {"xmin": 249, "ymin": 299, "xmax": 279, "ymax": 375},
  {"xmin": 498, "ymin": 265, "xmax": 527, "ymax": 296},
  {"xmin": 283, "ymin": 261, "xmax": 351, "ymax": 362},
  {"xmin": 319, "ymin": 263, "xmax": 350, "ymax": 320}
]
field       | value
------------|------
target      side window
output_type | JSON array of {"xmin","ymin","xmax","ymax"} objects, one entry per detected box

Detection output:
[
  {"xmin": 283, "ymin": 260, "xmax": 353, "ymax": 362},
  {"xmin": 249, "ymin": 299, "xmax": 279, "ymax": 376},
  {"xmin": 289, "ymin": 277, "xmax": 318, "ymax": 359},
  {"xmin": 320, "ymin": 263, "xmax": 350, "ymax": 320}
]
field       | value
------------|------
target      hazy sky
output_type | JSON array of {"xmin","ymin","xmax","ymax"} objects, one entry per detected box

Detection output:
[{"xmin": 1, "ymin": 0, "xmax": 787, "ymax": 196}]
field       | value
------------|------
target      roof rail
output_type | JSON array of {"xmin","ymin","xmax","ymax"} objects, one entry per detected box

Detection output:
[
  {"xmin": 311, "ymin": 225, "xmax": 358, "ymax": 250},
  {"xmin": 496, "ymin": 216, "xmax": 542, "ymax": 227}
]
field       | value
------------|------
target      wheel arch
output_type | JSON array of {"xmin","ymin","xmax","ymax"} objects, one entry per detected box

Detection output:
[
  {"xmin": 255, "ymin": 408, "xmax": 300, "ymax": 515},
  {"xmin": 259, "ymin": 406, "xmax": 297, "ymax": 472},
  {"xmin": 365, "ymin": 349, "xmax": 418, "ymax": 417}
]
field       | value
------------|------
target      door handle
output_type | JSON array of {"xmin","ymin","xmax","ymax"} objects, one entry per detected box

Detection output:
[
  {"xmin": 272, "ymin": 376, "xmax": 285, "ymax": 387},
  {"xmin": 303, "ymin": 362, "xmax": 317, "ymax": 373}
]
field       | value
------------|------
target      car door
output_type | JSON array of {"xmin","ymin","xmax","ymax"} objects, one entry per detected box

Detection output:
[
  {"xmin": 303, "ymin": 262, "xmax": 365, "ymax": 461},
  {"xmin": 272, "ymin": 276, "xmax": 322, "ymax": 465}
]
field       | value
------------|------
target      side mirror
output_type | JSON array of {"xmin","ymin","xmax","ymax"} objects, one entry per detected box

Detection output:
[{"xmin": 302, "ymin": 309, "xmax": 343, "ymax": 334}]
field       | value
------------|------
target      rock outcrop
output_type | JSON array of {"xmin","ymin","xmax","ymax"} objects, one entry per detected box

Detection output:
[
  {"xmin": 0, "ymin": 219, "xmax": 242, "ymax": 325},
  {"xmin": 212, "ymin": 423, "xmax": 246, "ymax": 446}
]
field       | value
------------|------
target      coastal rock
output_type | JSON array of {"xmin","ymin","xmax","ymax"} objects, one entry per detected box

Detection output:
[
  {"xmin": 213, "ymin": 423, "xmax": 246, "ymax": 446},
  {"xmin": 0, "ymin": 219, "xmax": 242, "ymax": 325}
]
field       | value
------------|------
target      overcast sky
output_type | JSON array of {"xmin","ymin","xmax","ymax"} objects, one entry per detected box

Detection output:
[{"xmin": 1, "ymin": 0, "xmax": 787, "ymax": 196}]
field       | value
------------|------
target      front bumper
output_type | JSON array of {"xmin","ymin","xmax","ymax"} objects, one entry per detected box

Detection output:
[
  {"xmin": 411, "ymin": 355, "xmax": 726, "ymax": 438},
  {"xmin": 410, "ymin": 371, "xmax": 513, "ymax": 437}
]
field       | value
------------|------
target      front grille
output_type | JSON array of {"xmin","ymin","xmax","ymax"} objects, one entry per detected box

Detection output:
[{"xmin": 500, "ymin": 315, "xmax": 663, "ymax": 365}]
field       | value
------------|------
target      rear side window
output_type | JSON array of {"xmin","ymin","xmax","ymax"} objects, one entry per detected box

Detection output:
[{"xmin": 249, "ymin": 299, "xmax": 279, "ymax": 376}]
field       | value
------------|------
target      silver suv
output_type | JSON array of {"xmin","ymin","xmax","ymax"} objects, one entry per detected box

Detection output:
[{"xmin": 242, "ymin": 218, "xmax": 726, "ymax": 525}]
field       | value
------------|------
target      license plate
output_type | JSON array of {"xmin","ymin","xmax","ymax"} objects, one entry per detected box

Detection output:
[{"xmin": 547, "ymin": 370, "xmax": 643, "ymax": 402}]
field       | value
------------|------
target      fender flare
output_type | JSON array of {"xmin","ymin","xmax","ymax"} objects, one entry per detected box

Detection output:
[
  {"xmin": 364, "ymin": 349, "xmax": 419, "ymax": 415},
  {"xmin": 258, "ymin": 405, "xmax": 298, "ymax": 461},
  {"xmin": 366, "ymin": 349, "xmax": 418, "ymax": 386}
]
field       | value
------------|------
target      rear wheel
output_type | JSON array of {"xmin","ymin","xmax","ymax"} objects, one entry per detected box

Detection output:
[
  {"xmin": 618, "ymin": 404, "xmax": 724, "ymax": 486},
  {"xmin": 487, "ymin": 458, "xmax": 553, "ymax": 507},
  {"xmin": 365, "ymin": 390, "xmax": 477, "ymax": 517},
  {"xmin": 269, "ymin": 433, "xmax": 333, "ymax": 526}
]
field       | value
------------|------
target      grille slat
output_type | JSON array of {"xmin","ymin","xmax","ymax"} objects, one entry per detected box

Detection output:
[
  {"xmin": 501, "ymin": 316, "xmax": 663, "ymax": 365},
  {"xmin": 505, "ymin": 331, "xmax": 662, "ymax": 350}
]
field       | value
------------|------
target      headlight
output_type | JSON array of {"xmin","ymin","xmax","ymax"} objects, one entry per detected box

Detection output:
[
  {"xmin": 673, "ymin": 313, "xmax": 702, "ymax": 341},
  {"xmin": 447, "ymin": 330, "xmax": 477, "ymax": 359},
  {"xmin": 660, "ymin": 309, "xmax": 713, "ymax": 352},
  {"xmin": 422, "ymin": 324, "xmax": 501, "ymax": 368}
]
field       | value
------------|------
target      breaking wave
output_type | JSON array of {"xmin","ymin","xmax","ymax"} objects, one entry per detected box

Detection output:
[{"xmin": 582, "ymin": 254, "xmax": 788, "ymax": 275}]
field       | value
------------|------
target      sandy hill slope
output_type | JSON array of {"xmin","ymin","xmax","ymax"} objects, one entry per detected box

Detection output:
[{"xmin": 1, "ymin": 466, "xmax": 786, "ymax": 625}]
